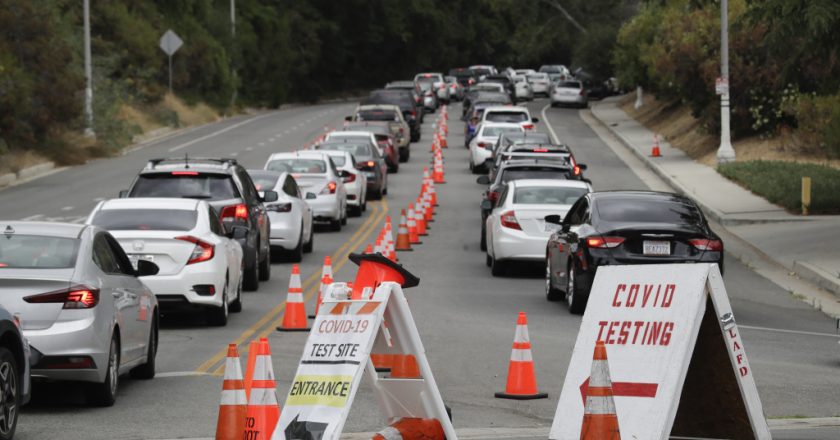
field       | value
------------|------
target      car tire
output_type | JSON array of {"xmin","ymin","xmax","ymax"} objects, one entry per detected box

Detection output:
[
  {"xmin": 490, "ymin": 255, "xmax": 507, "ymax": 277},
  {"xmin": 382, "ymin": 185, "xmax": 388, "ymax": 196},
  {"xmin": 360, "ymin": 196, "xmax": 367, "ymax": 212},
  {"xmin": 130, "ymin": 312, "xmax": 158, "ymax": 379},
  {"xmin": 388, "ymin": 162, "xmax": 399, "ymax": 173},
  {"xmin": 86, "ymin": 335, "xmax": 119, "ymax": 407},
  {"xmin": 207, "ymin": 289, "xmax": 229, "ymax": 326},
  {"xmin": 289, "ymin": 230, "xmax": 304, "ymax": 263},
  {"xmin": 303, "ymin": 225, "xmax": 314, "ymax": 253},
  {"xmin": 399, "ymin": 148, "xmax": 410, "ymax": 162},
  {"xmin": 480, "ymin": 225, "xmax": 487, "ymax": 251},
  {"xmin": 545, "ymin": 260, "xmax": 562, "ymax": 301},
  {"xmin": 330, "ymin": 218, "xmax": 341, "ymax": 232},
  {"xmin": 566, "ymin": 264, "xmax": 587, "ymax": 315},
  {"xmin": 229, "ymin": 273, "xmax": 243, "ymax": 312},
  {"xmin": 0, "ymin": 347, "xmax": 20, "ymax": 440},
  {"xmin": 258, "ymin": 247, "xmax": 270, "ymax": 282},
  {"xmin": 243, "ymin": 250, "xmax": 259, "ymax": 292},
  {"xmin": 370, "ymin": 187, "xmax": 382, "ymax": 200},
  {"xmin": 485, "ymin": 254, "xmax": 491, "ymax": 267}
]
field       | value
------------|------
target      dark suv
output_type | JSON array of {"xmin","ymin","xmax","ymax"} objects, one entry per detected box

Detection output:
[
  {"xmin": 367, "ymin": 87, "xmax": 423, "ymax": 141},
  {"xmin": 120, "ymin": 157, "xmax": 277, "ymax": 291}
]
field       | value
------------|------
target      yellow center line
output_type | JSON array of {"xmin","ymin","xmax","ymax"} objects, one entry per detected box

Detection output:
[{"xmin": 196, "ymin": 198, "xmax": 388, "ymax": 374}]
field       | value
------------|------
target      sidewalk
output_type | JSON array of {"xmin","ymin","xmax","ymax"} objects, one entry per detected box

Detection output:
[{"xmin": 589, "ymin": 97, "xmax": 840, "ymax": 303}]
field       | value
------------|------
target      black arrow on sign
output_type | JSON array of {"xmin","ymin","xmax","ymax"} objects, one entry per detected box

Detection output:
[{"xmin": 284, "ymin": 414, "xmax": 328, "ymax": 440}]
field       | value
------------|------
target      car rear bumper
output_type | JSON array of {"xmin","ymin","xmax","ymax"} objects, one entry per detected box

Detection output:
[
  {"xmin": 142, "ymin": 266, "xmax": 226, "ymax": 309},
  {"xmin": 268, "ymin": 215, "xmax": 302, "ymax": 250},
  {"xmin": 25, "ymin": 317, "xmax": 109, "ymax": 383},
  {"xmin": 471, "ymin": 146, "xmax": 493, "ymax": 167},
  {"xmin": 492, "ymin": 229, "xmax": 550, "ymax": 261},
  {"xmin": 307, "ymin": 195, "xmax": 342, "ymax": 220},
  {"xmin": 551, "ymin": 93, "xmax": 587, "ymax": 105}
]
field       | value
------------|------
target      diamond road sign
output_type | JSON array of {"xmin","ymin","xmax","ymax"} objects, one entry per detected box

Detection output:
[{"xmin": 159, "ymin": 30, "xmax": 183, "ymax": 56}]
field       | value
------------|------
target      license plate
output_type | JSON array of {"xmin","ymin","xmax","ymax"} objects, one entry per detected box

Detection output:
[
  {"xmin": 128, "ymin": 254, "xmax": 155, "ymax": 270},
  {"xmin": 543, "ymin": 222, "xmax": 560, "ymax": 233},
  {"xmin": 643, "ymin": 241, "xmax": 670, "ymax": 256}
]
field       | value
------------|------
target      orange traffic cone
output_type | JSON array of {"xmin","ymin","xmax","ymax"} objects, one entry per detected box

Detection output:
[
  {"xmin": 310, "ymin": 274, "xmax": 333, "ymax": 318},
  {"xmin": 372, "ymin": 418, "xmax": 445, "ymax": 440},
  {"xmin": 384, "ymin": 217, "xmax": 397, "ymax": 261},
  {"xmin": 321, "ymin": 255, "xmax": 333, "ymax": 279},
  {"xmin": 415, "ymin": 199, "xmax": 428, "ymax": 236},
  {"xmin": 215, "ymin": 344, "xmax": 247, "ymax": 440},
  {"xmin": 242, "ymin": 339, "xmax": 280, "ymax": 440},
  {"xmin": 495, "ymin": 312, "xmax": 548, "ymax": 400},
  {"xmin": 395, "ymin": 210, "xmax": 412, "ymax": 251},
  {"xmin": 308, "ymin": 257, "xmax": 332, "ymax": 318},
  {"xmin": 580, "ymin": 341, "xmax": 621, "ymax": 439},
  {"xmin": 391, "ymin": 354, "xmax": 421, "ymax": 378},
  {"xmin": 424, "ymin": 191, "xmax": 434, "ymax": 222},
  {"xmin": 243, "ymin": 339, "xmax": 260, "ymax": 400},
  {"xmin": 407, "ymin": 204, "xmax": 421, "ymax": 244},
  {"xmin": 651, "ymin": 133, "xmax": 662, "ymax": 157},
  {"xmin": 277, "ymin": 264, "xmax": 310, "ymax": 331},
  {"xmin": 371, "ymin": 353, "xmax": 394, "ymax": 372},
  {"xmin": 364, "ymin": 243, "xmax": 374, "ymax": 254}
]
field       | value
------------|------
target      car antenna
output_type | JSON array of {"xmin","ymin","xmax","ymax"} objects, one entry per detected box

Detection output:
[{"xmin": 184, "ymin": 153, "xmax": 190, "ymax": 169}]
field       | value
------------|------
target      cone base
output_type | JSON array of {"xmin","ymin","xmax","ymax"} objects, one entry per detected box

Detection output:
[
  {"xmin": 410, "ymin": 241, "xmax": 423, "ymax": 245},
  {"xmin": 375, "ymin": 367, "xmax": 392, "ymax": 372},
  {"xmin": 276, "ymin": 326, "xmax": 311, "ymax": 332},
  {"xmin": 494, "ymin": 391, "xmax": 548, "ymax": 400},
  {"xmin": 307, "ymin": 314, "xmax": 316, "ymax": 319},
  {"xmin": 395, "ymin": 248, "xmax": 413, "ymax": 252},
  {"xmin": 419, "ymin": 233, "xmax": 428, "ymax": 236}
]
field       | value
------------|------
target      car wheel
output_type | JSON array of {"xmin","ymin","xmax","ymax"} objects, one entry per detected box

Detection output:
[
  {"xmin": 370, "ymin": 187, "xmax": 382, "ymax": 200},
  {"xmin": 86, "ymin": 335, "xmax": 119, "ymax": 407},
  {"xmin": 289, "ymin": 229, "xmax": 304, "ymax": 263},
  {"xmin": 485, "ymin": 253, "xmax": 491, "ymax": 267},
  {"xmin": 490, "ymin": 255, "xmax": 507, "ymax": 277},
  {"xmin": 480, "ymin": 224, "xmax": 487, "ymax": 251},
  {"xmin": 566, "ymin": 264, "xmax": 587, "ymax": 315},
  {"xmin": 229, "ymin": 272, "xmax": 243, "ymax": 312},
  {"xmin": 303, "ymin": 225, "xmax": 314, "ymax": 253},
  {"xmin": 207, "ymin": 289, "xmax": 229, "ymax": 326},
  {"xmin": 469, "ymin": 161, "xmax": 476, "ymax": 173},
  {"xmin": 0, "ymin": 347, "xmax": 19, "ymax": 440},
  {"xmin": 242, "ymin": 249, "xmax": 259, "ymax": 292},
  {"xmin": 258, "ymin": 247, "xmax": 270, "ymax": 282},
  {"xmin": 330, "ymin": 218, "xmax": 342, "ymax": 231},
  {"xmin": 382, "ymin": 184, "xmax": 388, "ymax": 196},
  {"xmin": 130, "ymin": 312, "xmax": 158, "ymax": 379},
  {"xmin": 340, "ymin": 209, "xmax": 347, "ymax": 226},
  {"xmin": 360, "ymin": 196, "xmax": 367, "ymax": 212},
  {"xmin": 399, "ymin": 148, "xmax": 410, "ymax": 162},
  {"xmin": 545, "ymin": 259, "xmax": 562, "ymax": 301},
  {"xmin": 388, "ymin": 162, "xmax": 399, "ymax": 173}
]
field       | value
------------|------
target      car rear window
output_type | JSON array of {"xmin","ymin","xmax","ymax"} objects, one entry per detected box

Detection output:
[
  {"xmin": 326, "ymin": 155, "xmax": 346, "ymax": 166},
  {"xmin": 92, "ymin": 209, "xmax": 198, "ymax": 231},
  {"xmin": 527, "ymin": 74, "xmax": 548, "ymax": 81},
  {"xmin": 596, "ymin": 198, "xmax": 704, "ymax": 225},
  {"xmin": 0, "ymin": 235, "xmax": 79, "ymax": 269},
  {"xmin": 315, "ymin": 143, "xmax": 372, "ymax": 158},
  {"xmin": 417, "ymin": 82, "xmax": 433, "ymax": 91},
  {"xmin": 266, "ymin": 159, "xmax": 327, "ymax": 174},
  {"xmin": 486, "ymin": 111, "xmax": 528, "ymax": 123},
  {"xmin": 514, "ymin": 186, "xmax": 588, "ymax": 205},
  {"xmin": 482, "ymin": 126, "xmax": 523, "ymax": 137},
  {"xmin": 557, "ymin": 81, "xmax": 582, "ymax": 88},
  {"xmin": 250, "ymin": 174, "xmax": 280, "ymax": 191},
  {"xmin": 130, "ymin": 173, "xmax": 239, "ymax": 200},
  {"xmin": 501, "ymin": 168, "xmax": 570, "ymax": 183},
  {"xmin": 357, "ymin": 110, "xmax": 398, "ymax": 121}
]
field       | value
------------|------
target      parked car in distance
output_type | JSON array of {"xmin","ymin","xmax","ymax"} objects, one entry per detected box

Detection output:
[
  {"xmin": 307, "ymin": 151, "xmax": 367, "ymax": 217},
  {"xmin": 313, "ymin": 138, "xmax": 389, "ymax": 200},
  {"xmin": 479, "ymin": 106, "xmax": 539, "ymax": 131},
  {"xmin": 468, "ymin": 122, "xmax": 525, "ymax": 174},
  {"xmin": 545, "ymin": 191, "xmax": 724, "ymax": 314},
  {"xmin": 347, "ymin": 105, "xmax": 411, "ymax": 161},
  {"xmin": 248, "ymin": 170, "xmax": 315, "ymax": 261},
  {"xmin": 414, "ymin": 72, "xmax": 450, "ymax": 103},
  {"xmin": 445, "ymin": 75, "xmax": 464, "ymax": 101},
  {"xmin": 365, "ymin": 88, "xmax": 423, "ymax": 141},
  {"xmin": 0, "ymin": 222, "xmax": 160, "ymax": 406},
  {"xmin": 415, "ymin": 80, "xmax": 439, "ymax": 111},
  {"xmin": 87, "ymin": 198, "xmax": 244, "ymax": 326},
  {"xmin": 336, "ymin": 124, "xmax": 400, "ymax": 172},
  {"xmin": 551, "ymin": 80, "xmax": 588, "ymax": 108},
  {"xmin": 526, "ymin": 73, "xmax": 551, "ymax": 96},
  {"xmin": 121, "ymin": 157, "xmax": 274, "ymax": 291},
  {"xmin": 512, "ymin": 75, "xmax": 534, "ymax": 101}
]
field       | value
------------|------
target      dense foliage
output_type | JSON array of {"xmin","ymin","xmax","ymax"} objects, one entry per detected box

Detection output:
[{"xmin": 0, "ymin": 0, "xmax": 634, "ymax": 158}]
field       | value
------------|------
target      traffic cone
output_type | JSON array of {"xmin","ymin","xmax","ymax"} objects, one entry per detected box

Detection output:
[
  {"xmin": 364, "ymin": 243, "xmax": 374, "ymax": 254},
  {"xmin": 407, "ymin": 204, "xmax": 421, "ymax": 244},
  {"xmin": 371, "ymin": 353, "xmax": 394, "ymax": 372},
  {"xmin": 424, "ymin": 191, "xmax": 434, "ymax": 221},
  {"xmin": 215, "ymin": 344, "xmax": 247, "ymax": 440},
  {"xmin": 243, "ymin": 339, "xmax": 260, "ymax": 400},
  {"xmin": 580, "ymin": 341, "xmax": 621, "ymax": 440},
  {"xmin": 242, "ymin": 339, "xmax": 280, "ymax": 440},
  {"xmin": 495, "ymin": 312, "xmax": 548, "ymax": 400},
  {"xmin": 372, "ymin": 418, "xmax": 445, "ymax": 440},
  {"xmin": 277, "ymin": 264, "xmax": 310, "ymax": 331},
  {"xmin": 384, "ymin": 217, "xmax": 397, "ymax": 261},
  {"xmin": 415, "ymin": 199, "xmax": 428, "ymax": 236},
  {"xmin": 321, "ymin": 255, "xmax": 333, "ymax": 279},
  {"xmin": 310, "ymin": 274, "xmax": 333, "ymax": 318},
  {"xmin": 395, "ymin": 210, "xmax": 412, "ymax": 251},
  {"xmin": 347, "ymin": 252, "xmax": 420, "ymax": 300},
  {"xmin": 308, "ymin": 257, "xmax": 333, "ymax": 318},
  {"xmin": 390, "ymin": 354, "xmax": 421, "ymax": 378},
  {"xmin": 429, "ymin": 180, "xmax": 438, "ymax": 207},
  {"xmin": 651, "ymin": 133, "xmax": 662, "ymax": 157}
]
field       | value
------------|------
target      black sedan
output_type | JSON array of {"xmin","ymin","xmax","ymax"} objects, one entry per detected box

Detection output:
[{"xmin": 545, "ymin": 191, "xmax": 723, "ymax": 314}]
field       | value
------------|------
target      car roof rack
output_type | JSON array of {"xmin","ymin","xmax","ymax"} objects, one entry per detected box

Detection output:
[{"xmin": 145, "ymin": 155, "xmax": 238, "ymax": 170}]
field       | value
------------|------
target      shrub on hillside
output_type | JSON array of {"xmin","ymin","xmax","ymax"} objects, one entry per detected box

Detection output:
[{"xmin": 790, "ymin": 93, "xmax": 840, "ymax": 158}]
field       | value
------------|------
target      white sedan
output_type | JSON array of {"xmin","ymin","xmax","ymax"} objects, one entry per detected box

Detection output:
[
  {"xmin": 480, "ymin": 105, "xmax": 539, "ymax": 131},
  {"xmin": 316, "ymin": 150, "xmax": 367, "ymax": 216},
  {"xmin": 485, "ymin": 179, "xmax": 592, "ymax": 276},
  {"xmin": 248, "ymin": 169, "xmax": 314, "ymax": 262},
  {"xmin": 469, "ymin": 123, "xmax": 524, "ymax": 174},
  {"xmin": 87, "ymin": 198, "xmax": 244, "ymax": 325}
]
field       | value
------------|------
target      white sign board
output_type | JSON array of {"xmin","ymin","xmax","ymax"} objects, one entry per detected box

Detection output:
[
  {"xmin": 159, "ymin": 29, "xmax": 183, "ymax": 56},
  {"xmin": 550, "ymin": 263, "xmax": 770, "ymax": 440},
  {"xmin": 715, "ymin": 76, "xmax": 729, "ymax": 95}
]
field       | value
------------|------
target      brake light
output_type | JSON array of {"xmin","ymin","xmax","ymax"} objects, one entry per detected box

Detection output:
[
  {"xmin": 533, "ymin": 148, "xmax": 549, "ymax": 152},
  {"xmin": 580, "ymin": 90, "xmax": 586, "ymax": 96},
  {"xmin": 321, "ymin": 181, "xmax": 338, "ymax": 195},
  {"xmin": 171, "ymin": 171, "xmax": 199, "ymax": 176},
  {"xmin": 266, "ymin": 203, "xmax": 292, "ymax": 213},
  {"xmin": 24, "ymin": 285, "xmax": 100, "ymax": 309},
  {"xmin": 689, "ymin": 238, "xmax": 723, "ymax": 251},
  {"xmin": 523, "ymin": 124, "xmax": 535, "ymax": 130},
  {"xmin": 574, "ymin": 166, "xmax": 581, "ymax": 176},
  {"xmin": 220, "ymin": 203, "xmax": 248, "ymax": 222},
  {"xmin": 487, "ymin": 191, "xmax": 499, "ymax": 203},
  {"xmin": 176, "ymin": 236, "xmax": 215, "ymax": 264},
  {"xmin": 343, "ymin": 172, "xmax": 356, "ymax": 183},
  {"xmin": 367, "ymin": 161, "xmax": 376, "ymax": 168},
  {"xmin": 500, "ymin": 210, "xmax": 522, "ymax": 230},
  {"xmin": 477, "ymin": 142, "xmax": 490, "ymax": 149},
  {"xmin": 586, "ymin": 236, "xmax": 625, "ymax": 248}
]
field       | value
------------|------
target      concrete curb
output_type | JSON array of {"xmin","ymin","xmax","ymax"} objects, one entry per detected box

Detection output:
[
  {"xmin": 0, "ymin": 162, "xmax": 56, "ymax": 189},
  {"xmin": 793, "ymin": 261, "xmax": 840, "ymax": 298}
]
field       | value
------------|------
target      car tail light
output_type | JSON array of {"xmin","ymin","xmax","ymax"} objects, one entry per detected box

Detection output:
[
  {"xmin": 266, "ymin": 203, "xmax": 292, "ymax": 213},
  {"xmin": 320, "ymin": 181, "xmax": 338, "ymax": 195},
  {"xmin": 533, "ymin": 148, "xmax": 549, "ymax": 152},
  {"xmin": 343, "ymin": 172, "xmax": 356, "ymax": 183},
  {"xmin": 573, "ymin": 166, "xmax": 581, "ymax": 176},
  {"xmin": 478, "ymin": 142, "xmax": 490, "ymax": 149},
  {"xmin": 689, "ymin": 238, "xmax": 723, "ymax": 251},
  {"xmin": 487, "ymin": 191, "xmax": 499, "ymax": 203},
  {"xmin": 586, "ymin": 236, "xmax": 625, "ymax": 248},
  {"xmin": 523, "ymin": 123, "xmax": 535, "ymax": 130},
  {"xmin": 171, "ymin": 171, "xmax": 199, "ymax": 176},
  {"xmin": 580, "ymin": 90, "xmax": 586, "ymax": 96},
  {"xmin": 176, "ymin": 236, "xmax": 215, "ymax": 264},
  {"xmin": 500, "ymin": 210, "xmax": 522, "ymax": 230},
  {"xmin": 220, "ymin": 203, "xmax": 248, "ymax": 222},
  {"xmin": 24, "ymin": 285, "xmax": 100, "ymax": 309}
]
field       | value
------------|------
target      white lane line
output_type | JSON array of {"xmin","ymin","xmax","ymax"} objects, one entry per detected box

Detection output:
[
  {"xmin": 740, "ymin": 324, "xmax": 840, "ymax": 338},
  {"xmin": 540, "ymin": 103, "xmax": 560, "ymax": 143},
  {"xmin": 93, "ymin": 197, "xmax": 105, "ymax": 202},
  {"xmin": 258, "ymin": 142, "xmax": 265, "ymax": 146},
  {"xmin": 61, "ymin": 206, "xmax": 74, "ymax": 211},
  {"xmin": 70, "ymin": 216, "xmax": 87, "ymax": 224},
  {"xmin": 245, "ymin": 147, "xmax": 254, "ymax": 151},
  {"xmin": 268, "ymin": 137, "xmax": 275, "ymax": 141},
  {"xmin": 20, "ymin": 215, "xmax": 44, "ymax": 221},
  {"xmin": 168, "ymin": 113, "xmax": 274, "ymax": 152},
  {"xmin": 230, "ymin": 152, "xmax": 239, "ymax": 157}
]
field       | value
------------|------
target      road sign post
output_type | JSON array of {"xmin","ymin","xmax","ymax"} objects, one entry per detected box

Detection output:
[{"xmin": 159, "ymin": 30, "xmax": 184, "ymax": 94}]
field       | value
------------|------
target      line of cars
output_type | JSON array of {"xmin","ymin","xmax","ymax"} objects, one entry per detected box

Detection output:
[{"xmin": 463, "ymin": 65, "xmax": 725, "ymax": 317}]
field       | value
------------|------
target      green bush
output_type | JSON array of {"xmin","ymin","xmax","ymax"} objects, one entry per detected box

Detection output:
[
  {"xmin": 718, "ymin": 160, "xmax": 840, "ymax": 214},
  {"xmin": 790, "ymin": 93, "xmax": 840, "ymax": 158}
]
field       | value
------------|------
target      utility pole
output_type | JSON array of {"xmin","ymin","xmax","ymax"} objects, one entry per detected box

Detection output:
[
  {"xmin": 83, "ymin": 0, "xmax": 95, "ymax": 137},
  {"xmin": 716, "ymin": 0, "xmax": 736, "ymax": 164},
  {"xmin": 229, "ymin": 0, "xmax": 238, "ymax": 111}
]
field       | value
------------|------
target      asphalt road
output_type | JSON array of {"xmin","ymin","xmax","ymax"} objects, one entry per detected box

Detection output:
[{"xmin": 4, "ymin": 99, "xmax": 839, "ymax": 439}]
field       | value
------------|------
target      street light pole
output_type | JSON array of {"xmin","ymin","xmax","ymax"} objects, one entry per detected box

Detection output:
[
  {"xmin": 229, "ymin": 0, "xmax": 238, "ymax": 111},
  {"xmin": 83, "ymin": 0, "xmax": 95, "ymax": 137},
  {"xmin": 716, "ymin": 0, "xmax": 735, "ymax": 164}
]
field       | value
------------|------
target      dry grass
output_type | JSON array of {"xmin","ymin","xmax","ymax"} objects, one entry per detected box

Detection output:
[
  {"xmin": 620, "ymin": 95, "xmax": 840, "ymax": 169},
  {"xmin": 161, "ymin": 93, "xmax": 220, "ymax": 126},
  {"xmin": 0, "ymin": 150, "xmax": 51, "ymax": 175}
]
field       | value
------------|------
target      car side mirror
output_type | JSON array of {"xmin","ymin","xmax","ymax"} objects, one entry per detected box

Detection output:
[
  {"xmin": 531, "ymin": 117, "xmax": 540, "ymax": 123},
  {"xmin": 476, "ymin": 175, "xmax": 490, "ymax": 185},
  {"xmin": 345, "ymin": 115, "xmax": 352, "ymax": 121},
  {"xmin": 337, "ymin": 170, "xmax": 350, "ymax": 178},
  {"xmin": 260, "ymin": 190, "xmax": 279, "ymax": 203},
  {"xmin": 305, "ymin": 192, "xmax": 317, "ymax": 200},
  {"xmin": 118, "ymin": 190, "xmax": 128, "ymax": 198},
  {"xmin": 544, "ymin": 214, "xmax": 562, "ymax": 225},
  {"xmin": 562, "ymin": 222, "xmax": 571, "ymax": 232},
  {"xmin": 136, "ymin": 259, "xmax": 159, "ymax": 277},
  {"xmin": 226, "ymin": 225, "xmax": 249, "ymax": 240},
  {"xmin": 578, "ymin": 163, "xmax": 588, "ymax": 170},
  {"xmin": 481, "ymin": 200, "xmax": 493, "ymax": 210}
]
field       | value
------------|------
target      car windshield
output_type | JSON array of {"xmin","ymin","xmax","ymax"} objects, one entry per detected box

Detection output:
[
  {"xmin": 596, "ymin": 198, "xmax": 704, "ymax": 226},
  {"xmin": 514, "ymin": 186, "xmax": 588, "ymax": 205},
  {"xmin": 482, "ymin": 126, "xmax": 523, "ymax": 137},
  {"xmin": 326, "ymin": 155, "xmax": 347, "ymax": 166},
  {"xmin": 92, "ymin": 209, "xmax": 198, "ymax": 231},
  {"xmin": 486, "ymin": 111, "xmax": 528, "ymax": 123},
  {"xmin": 315, "ymin": 143, "xmax": 372, "ymax": 158},
  {"xmin": 130, "ymin": 173, "xmax": 239, "ymax": 200},
  {"xmin": 250, "ymin": 174, "xmax": 280, "ymax": 191},
  {"xmin": 266, "ymin": 159, "xmax": 327, "ymax": 174},
  {"xmin": 500, "ymin": 168, "xmax": 569, "ymax": 183},
  {"xmin": 417, "ymin": 81, "xmax": 433, "ymax": 91},
  {"xmin": 557, "ymin": 81, "xmax": 582, "ymax": 88},
  {"xmin": 0, "ymin": 235, "xmax": 79, "ymax": 269},
  {"xmin": 357, "ymin": 110, "xmax": 398, "ymax": 121}
]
